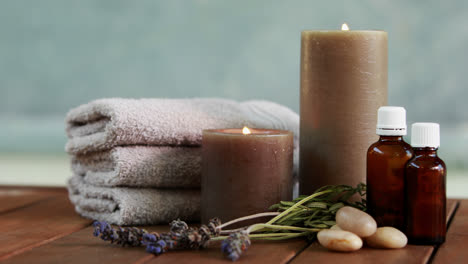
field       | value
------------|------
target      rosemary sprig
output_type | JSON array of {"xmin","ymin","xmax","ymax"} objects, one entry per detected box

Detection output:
[{"xmin": 266, "ymin": 183, "xmax": 366, "ymax": 230}]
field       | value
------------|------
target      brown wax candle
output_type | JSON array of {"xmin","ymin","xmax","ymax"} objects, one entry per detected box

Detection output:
[
  {"xmin": 201, "ymin": 128, "xmax": 293, "ymax": 224},
  {"xmin": 300, "ymin": 26, "xmax": 388, "ymax": 194}
]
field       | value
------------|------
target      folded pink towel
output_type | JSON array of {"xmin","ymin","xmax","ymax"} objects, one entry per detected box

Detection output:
[
  {"xmin": 65, "ymin": 98, "xmax": 299, "ymax": 154},
  {"xmin": 68, "ymin": 175, "xmax": 200, "ymax": 225},
  {"xmin": 72, "ymin": 146, "xmax": 200, "ymax": 188}
]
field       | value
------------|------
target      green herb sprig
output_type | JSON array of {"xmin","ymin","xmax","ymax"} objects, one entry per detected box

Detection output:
[
  {"xmin": 268, "ymin": 183, "xmax": 366, "ymax": 230},
  {"xmin": 213, "ymin": 183, "xmax": 366, "ymax": 242}
]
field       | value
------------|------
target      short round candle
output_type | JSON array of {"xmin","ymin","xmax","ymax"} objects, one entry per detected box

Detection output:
[{"xmin": 201, "ymin": 127, "xmax": 294, "ymax": 224}]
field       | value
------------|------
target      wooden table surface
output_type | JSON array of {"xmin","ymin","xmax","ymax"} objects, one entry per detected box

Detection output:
[{"xmin": 0, "ymin": 186, "xmax": 466, "ymax": 264}]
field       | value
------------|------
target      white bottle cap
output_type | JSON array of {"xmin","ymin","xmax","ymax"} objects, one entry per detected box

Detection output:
[
  {"xmin": 376, "ymin": 106, "xmax": 407, "ymax": 136},
  {"xmin": 411, "ymin": 123, "xmax": 440, "ymax": 148}
]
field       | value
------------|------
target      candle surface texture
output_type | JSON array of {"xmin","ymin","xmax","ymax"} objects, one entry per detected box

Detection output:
[
  {"xmin": 201, "ymin": 128, "xmax": 293, "ymax": 224},
  {"xmin": 300, "ymin": 28, "xmax": 388, "ymax": 194}
]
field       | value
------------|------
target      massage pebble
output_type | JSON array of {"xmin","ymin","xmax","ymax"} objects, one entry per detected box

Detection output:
[
  {"xmin": 365, "ymin": 227, "xmax": 408, "ymax": 249},
  {"xmin": 317, "ymin": 229, "xmax": 363, "ymax": 252},
  {"xmin": 336, "ymin": 206, "xmax": 377, "ymax": 237}
]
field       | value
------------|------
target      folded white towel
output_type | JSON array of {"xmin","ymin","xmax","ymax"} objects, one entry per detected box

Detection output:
[
  {"xmin": 68, "ymin": 175, "xmax": 200, "ymax": 225},
  {"xmin": 72, "ymin": 146, "xmax": 201, "ymax": 188},
  {"xmin": 65, "ymin": 98, "xmax": 299, "ymax": 154}
]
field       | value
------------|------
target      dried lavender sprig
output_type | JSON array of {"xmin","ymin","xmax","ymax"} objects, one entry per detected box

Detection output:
[
  {"xmin": 92, "ymin": 220, "xmax": 149, "ymax": 246},
  {"xmin": 169, "ymin": 219, "xmax": 189, "ymax": 233},
  {"xmin": 143, "ymin": 218, "xmax": 222, "ymax": 254},
  {"xmin": 142, "ymin": 233, "xmax": 168, "ymax": 255},
  {"xmin": 92, "ymin": 218, "xmax": 223, "ymax": 255},
  {"xmin": 221, "ymin": 231, "xmax": 251, "ymax": 261}
]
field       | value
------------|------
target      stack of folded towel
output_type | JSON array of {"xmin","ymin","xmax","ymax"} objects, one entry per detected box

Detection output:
[{"xmin": 66, "ymin": 98, "xmax": 299, "ymax": 225}]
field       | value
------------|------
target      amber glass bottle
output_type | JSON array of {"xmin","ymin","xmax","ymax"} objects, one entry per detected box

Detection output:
[
  {"xmin": 406, "ymin": 123, "xmax": 446, "ymax": 245},
  {"xmin": 367, "ymin": 106, "xmax": 413, "ymax": 231}
]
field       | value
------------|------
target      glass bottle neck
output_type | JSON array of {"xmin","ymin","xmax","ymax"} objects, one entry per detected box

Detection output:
[
  {"xmin": 379, "ymin": 135, "xmax": 404, "ymax": 142},
  {"xmin": 413, "ymin": 147, "xmax": 438, "ymax": 157}
]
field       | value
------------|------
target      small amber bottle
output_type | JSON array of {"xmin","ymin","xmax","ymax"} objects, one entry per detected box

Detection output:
[
  {"xmin": 367, "ymin": 106, "xmax": 413, "ymax": 231},
  {"xmin": 406, "ymin": 123, "xmax": 446, "ymax": 245}
]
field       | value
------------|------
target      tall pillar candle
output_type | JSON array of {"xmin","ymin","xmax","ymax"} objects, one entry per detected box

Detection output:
[
  {"xmin": 299, "ymin": 25, "xmax": 388, "ymax": 194},
  {"xmin": 201, "ymin": 128, "xmax": 293, "ymax": 224}
]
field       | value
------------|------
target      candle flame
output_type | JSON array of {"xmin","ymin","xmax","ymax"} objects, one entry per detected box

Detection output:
[
  {"xmin": 341, "ymin": 23, "xmax": 349, "ymax": 31},
  {"xmin": 242, "ymin": 126, "xmax": 251, "ymax": 135}
]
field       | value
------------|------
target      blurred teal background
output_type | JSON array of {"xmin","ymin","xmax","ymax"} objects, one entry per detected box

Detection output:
[{"xmin": 1, "ymin": 1, "xmax": 467, "ymax": 194}]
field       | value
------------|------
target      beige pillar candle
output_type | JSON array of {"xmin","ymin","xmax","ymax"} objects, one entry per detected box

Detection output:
[
  {"xmin": 299, "ymin": 24, "xmax": 388, "ymax": 194},
  {"xmin": 201, "ymin": 127, "xmax": 293, "ymax": 224}
]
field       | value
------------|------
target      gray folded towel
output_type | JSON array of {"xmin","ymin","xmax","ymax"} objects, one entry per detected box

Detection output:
[
  {"xmin": 68, "ymin": 175, "xmax": 200, "ymax": 225},
  {"xmin": 66, "ymin": 98, "xmax": 300, "ymax": 224},
  {"xmin": 65, "ymin": 98, "xmax": 299, "ymax": 154},
  {"xmin": 72, "ymin": 146, "xmax": 201, "ymax": 188}
]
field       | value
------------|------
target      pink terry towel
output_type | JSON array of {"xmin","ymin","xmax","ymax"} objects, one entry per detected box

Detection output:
[{"xmin": 65, "ymin": 98, "xmax": 299, "ymax": 154}]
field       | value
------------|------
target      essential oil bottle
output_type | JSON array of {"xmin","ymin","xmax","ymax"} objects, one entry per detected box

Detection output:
[
  {"xmin": 367, "ymin": 106, "xmax": 413, "ymax": 231},
  {"xmin": 406, "ymin": 123, "xmax": 446, "ymax": 245}
]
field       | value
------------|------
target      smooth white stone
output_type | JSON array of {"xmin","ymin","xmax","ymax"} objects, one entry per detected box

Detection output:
[
  {"xmin": 336, "ymin": 206, "xmax": 377, "ymax": 237},
  {"xmin": 365, "ymin": 227, "xmax": 408, "ymax": 249},
  {"xmin": 317, "ymin": 229, "xmax": 363, "ymax": 252}
]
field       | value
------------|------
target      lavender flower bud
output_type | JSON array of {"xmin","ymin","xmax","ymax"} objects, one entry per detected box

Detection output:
[
  {"xmin": 170, "ymin": 219, "xmax": 189, "ymax": 233},
  {"xmin": 221, "ymin": 231, "xmax": 251, "ymax": 261}
]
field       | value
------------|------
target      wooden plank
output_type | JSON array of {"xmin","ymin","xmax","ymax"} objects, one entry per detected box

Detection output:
[
  {"xmin": 1, "ymin": 226, "xmax": 154, "ymax": 264},
  {"xmin": 0, "ymin": 192, "xmax": 91, "ymax": 261},
  {"xmin": 140, "ymin": 225, "xmax": 309, "ymax": 264},
  {"xmin": 0, "ymin": 186, "xmax": 67, "ymax": 193},
  {"xmin": 2, "ymin": 225, "xmax": 174, "ymax": 264},
  {"xmin": 144, "ymin": 239, "xmax": 308, "ymax": 264},
  {"xmin": 2, "ymin": 223, "xmax": 309, "ymax": 264},
  {"xmin": 432, "ymin": 234, "xmax": 468, "ymax": 264},
  {"xmin": 0, "ymin": 187, "xmax": 459, "ymax": 264},
  {"xmin": 439, "ymin": 199, "xmax": 468, "ymax": 236},
  {"xmin": 432, "ymin": 200, "xmax": 468, "ymax": 264},
  {"xmin": 291, "ymin": 199, "xmax": 458, "ymax": 264},
  {"xmin": 0, "ymin": 188, "xmax": 64, "ymax": 214},
  {"xmin": 292, "ymin": 243, "xmax": 435, "ymax": 264},
  {"xmin": 446, "ymin": 199, "xmax": 459, "ymax": 225}
]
